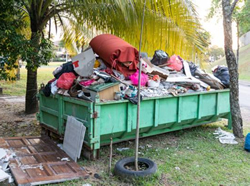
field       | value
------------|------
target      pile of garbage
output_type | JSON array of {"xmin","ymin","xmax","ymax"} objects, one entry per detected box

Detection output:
[{"xmin": 41, "ymin": 34, "xmax": 230, "ymax": 103}]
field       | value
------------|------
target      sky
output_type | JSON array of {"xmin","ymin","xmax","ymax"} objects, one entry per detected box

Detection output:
[{"xmin": 192, "ymin": 0, "xmax": 237, "ymax": 49}]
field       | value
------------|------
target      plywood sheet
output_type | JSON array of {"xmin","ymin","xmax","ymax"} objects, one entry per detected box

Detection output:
[{"xmin": 0, "ymin": 136, "xmax": 87, "ymax": 186}]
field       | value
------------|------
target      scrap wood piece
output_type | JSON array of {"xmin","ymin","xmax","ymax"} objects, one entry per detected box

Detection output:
[
  {"xmin": 182, "ymin": 60, "xmax": 192, "ymax": 78},
  {"xmin": 178, "ymin": 60, "xmax": 211, "ymax": 89},
  {"xmin": 1, "ymin": 136, "xmax": 88, "ymax": 186},
  {"xmin": 141, "ymin": 58, "xmax": 169, "ymax": 79},
  {"xmin": 195, "ymin": 69, "xmax": 224, "ymax": 90}
]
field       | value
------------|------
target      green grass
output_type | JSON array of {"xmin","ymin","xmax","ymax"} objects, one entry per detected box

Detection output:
[
  {"xmin": 205, "ymin": 44, "xmax": 250, "ymax": 81},
  {"xmin": 44, "ymin": 122, "xmax": 250, "ymax": 186},
  {"xmin": 0, "ymin": 62, "xmax": 63, "ymax": 96}
]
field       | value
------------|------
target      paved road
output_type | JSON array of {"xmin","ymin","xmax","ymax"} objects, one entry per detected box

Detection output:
[
  {"xmin": 239, "ymin": 81, "xmax": 250, "ymax": 109},
  {"xmin": 239, "ymin": 81, "xmax": 250, "ymax": 126}
]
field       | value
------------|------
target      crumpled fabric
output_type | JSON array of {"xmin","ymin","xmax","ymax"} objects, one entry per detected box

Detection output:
[
  {"xmin": 79, "ymin": 79, "xmax": 95, "ymax": 87},
  {"xmin": 130, "ymin": 70, "xmax": 148, "ymax": 86},
  {"xmin": 89, "ymin": 34, "xmax": 139, "ymax": 77}
]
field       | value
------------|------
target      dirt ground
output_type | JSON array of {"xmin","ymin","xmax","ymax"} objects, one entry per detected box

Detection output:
[{"xmin": 0, "ymin": 96, "xmax": 41, "ymax": 137}]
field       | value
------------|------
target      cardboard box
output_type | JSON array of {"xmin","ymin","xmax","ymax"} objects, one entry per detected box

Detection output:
[
  {"xmin": 85, "ymin": 82, "xmax": 120, "ymax": 101},
  {"xmin": 98, "ymin": 84, "xmax": 120, "ymax": 100},
  {"xmin": 72, "ymin": 47, "xmax": 96, "ymax": 77}
]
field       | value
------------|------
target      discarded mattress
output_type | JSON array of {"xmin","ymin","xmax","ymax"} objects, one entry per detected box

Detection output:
[{"xmin": 89, "ymin": 34, "xmax": 139, "ymax": 77}]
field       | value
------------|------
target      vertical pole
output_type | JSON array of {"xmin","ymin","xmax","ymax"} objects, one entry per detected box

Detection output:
[{"xmin": 135, "ymin": 0, "xmax": 147, "ymax": 171}]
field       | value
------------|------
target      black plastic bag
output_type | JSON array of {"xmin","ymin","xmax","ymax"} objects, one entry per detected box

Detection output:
[
  {"xmin": 151, "ymin": 50, "xmax": 169, "ymax": 66},
  {"xmin": 188, "ymin": 62, "xmax": 198, "ymax": 76},
  {"xmin": 212, "ymin": 66, "xmax": 230, "ymax": 88},
  {"xmin": 42, "ymin": 83, "xmax": 52, "ymax": 97},
  {"xmin": 54, "ymin": 61, "xmax": 77, "ymax": 79}
]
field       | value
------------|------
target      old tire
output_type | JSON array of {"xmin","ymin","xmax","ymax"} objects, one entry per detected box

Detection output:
[{"xmin": 114, "ymin": 157, "xmax": 157, "ymax": 178}]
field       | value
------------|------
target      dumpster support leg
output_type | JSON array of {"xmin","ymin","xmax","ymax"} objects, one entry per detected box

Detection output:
[{"xmin": 227, "ymin": 113, "xmax": 232, "ymax": 130}]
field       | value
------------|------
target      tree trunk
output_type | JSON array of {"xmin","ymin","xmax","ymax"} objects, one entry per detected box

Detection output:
[
  {"xmin": 222, "ymin": 0, "xmax": 244, "ymax": 138},
  {"xmin": 236, "ymin": 20, "xmax": 240, "ymax": 68},
  {"xmin": 25, "ymin": 67, "xmax": 38, "ymax": 114},
  {"xmin": 25, "ymin": 32, "xmax": 40, "ymax": 114}
]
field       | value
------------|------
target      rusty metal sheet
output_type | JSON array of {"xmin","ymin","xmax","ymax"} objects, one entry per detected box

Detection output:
[{"xmin": 0, "ymin": 136, "xmax": 88, "ymax": 186}]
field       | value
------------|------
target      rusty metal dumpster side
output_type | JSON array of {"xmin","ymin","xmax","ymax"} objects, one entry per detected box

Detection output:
[{"xmin": 37, "ymin": 89, "xmax": 231, "ymax": 159}]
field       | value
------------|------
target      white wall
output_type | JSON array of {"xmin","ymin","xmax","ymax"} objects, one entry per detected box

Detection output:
[{"xmin": 240, "ymin": 31, "xmax": 250, "ymax": 47}]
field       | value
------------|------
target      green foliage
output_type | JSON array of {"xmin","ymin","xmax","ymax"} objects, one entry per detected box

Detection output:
[
  {"xmin": 24, "ymin": 37, "xmax": 53, "ymax": 70},
  {"xmin": 209, "ymin": 0, "xmax": 250, "ymax": 36},
  {"xmin": 238, "ymin": 0, "xmax": 250, "ymax": 35},
  {"xmin": 0, "ymin": 0, "xmax": 53, "ymax": 79},
  {"xmin": 0, "ymin": 0, "xmax": 26, "ymax": 80},
  {"xmin": 207, "ymin": 0, "xmax": 222, "ymax": 20},
  {"xmin": 208, "ymin": 45, "xmax": 225, "ymax": 61},
  {"xmin": 205, "ymin": 44, "xmax": 250, "ymax": 81}
]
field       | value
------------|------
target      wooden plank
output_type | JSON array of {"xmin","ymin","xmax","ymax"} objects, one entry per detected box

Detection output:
[
  {"xmin": 0, "ymin": 137, "xmax": 8, "ymax": 148},
  {"xmin": 11, "ymin": 146, "xmax": 32, "ymax": 156},
  {"xmin": 1, "ymin": 136, "xmax": 88, "ymax": 185}
]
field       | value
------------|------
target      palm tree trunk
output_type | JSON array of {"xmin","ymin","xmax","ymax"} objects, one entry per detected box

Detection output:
[
  {"xmin": 25, "ymin": 32, "xmax": 40, "ymax": 114},
  {"xmin": 25, "ymin": 67, "xmax": 38, "ymax": 114},
  {"xmin": 222, "ymin": 0, "xmax": 243, "ymax": 138}
]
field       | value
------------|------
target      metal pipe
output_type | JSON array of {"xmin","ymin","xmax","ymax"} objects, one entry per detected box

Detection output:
[{"xmin": 135, "ymin": 0, "xmax": 147, "ymax": 171}]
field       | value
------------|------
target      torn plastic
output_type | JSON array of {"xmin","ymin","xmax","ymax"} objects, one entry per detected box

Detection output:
[
  {"xmin": 117, "ymin": 148, "xmax": 130, "ymax": 152},
  {"xmin": 93, "ymin": 70, "xmax": 117, "ymax": 83},
  {"xmin": 51, "ymin": 80, "xmax": 58, "ymax": 95},
  {"xmin": 213, "ymin": 127, "xmax": 238, "ymax": 144},
  {"xmin": 0, "ymin": 148, "xmax": 15, "ymax": 183}
]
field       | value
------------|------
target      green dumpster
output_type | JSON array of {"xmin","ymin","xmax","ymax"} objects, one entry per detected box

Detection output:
[{"xmin": 37, "ymin": 87, "xmax": 231, "ymax": 159}]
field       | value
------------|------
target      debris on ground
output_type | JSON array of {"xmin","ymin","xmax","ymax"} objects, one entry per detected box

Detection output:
[
  {"xmin": 213, "ymin": 127, "xmax": 238, "ymax": 144},
  {"xmin": 117, "ymin": 147, "xmax": 130, "ymax": 152}
]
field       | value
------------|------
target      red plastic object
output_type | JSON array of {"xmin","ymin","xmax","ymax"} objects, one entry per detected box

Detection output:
[
  {"xmin": 167, "ymin": 55, "xmax": 183, "ymax": 71},
  {"xmin": 57, "ymin": 72, "xmax": 76, "ymax": 90},
  {"xmin": 152, "ymin": 75, "xmax": 160, "ymax": 81}
]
